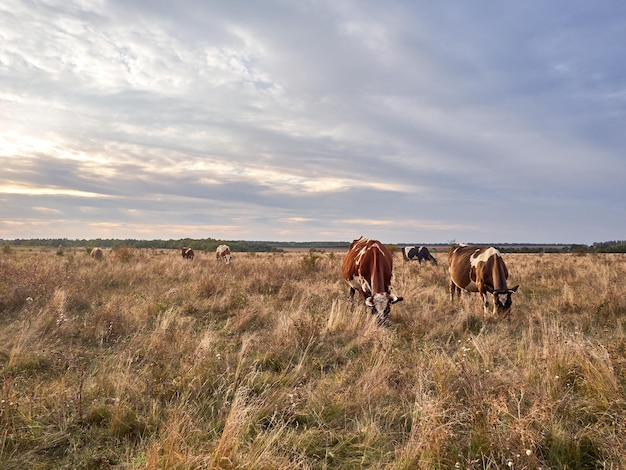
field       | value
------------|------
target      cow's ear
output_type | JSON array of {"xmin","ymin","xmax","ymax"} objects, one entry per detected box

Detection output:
[
  {"xmin": 510, "ymin": 285, "xmax": 520, "ymax": 293},
  {"xmin": 365, "ymin": 297, "xmax": 374, "ymax": 307},
  {"xmin": 390, "ymin": 294, "xmax": 404, "ymax": 304}
]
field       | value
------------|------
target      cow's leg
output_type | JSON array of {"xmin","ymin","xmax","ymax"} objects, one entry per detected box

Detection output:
[
  {"xmin": 483, "ymin": 294, "xmax": 490, "ymax": 314},
  {"xmin": 449, "ymin": 280, "xmax": 457, "ymax": 301},
  {"xmin": 349, "ymin": 287, "xmax": 356, "ymax": 300},
  {"xmin": 479, "ymin": 287, "xmax": 490, "ymax": 314}
]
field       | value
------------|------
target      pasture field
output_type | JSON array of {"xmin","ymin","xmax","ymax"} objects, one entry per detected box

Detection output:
[{"xmin": 1, "ymin": 247, "xmax": 626, "ymax": 469}]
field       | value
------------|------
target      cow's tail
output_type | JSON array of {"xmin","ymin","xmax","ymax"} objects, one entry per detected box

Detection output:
[{"xmin": 401, "ymin": 247, "xmax": 409, "ymax": 261}]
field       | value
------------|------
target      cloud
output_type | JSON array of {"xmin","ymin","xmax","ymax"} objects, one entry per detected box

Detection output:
[{"xmin": 1, "ymin": 1, "xmax": 625, "ymax": 243}]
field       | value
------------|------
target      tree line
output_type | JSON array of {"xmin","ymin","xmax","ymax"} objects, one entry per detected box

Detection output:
[
  {"xmin": 1, "ymin": 238, "xmax": 278, "ymax": 253},
  {"xmin": 2, "ymin": 238, "xmax": 626, "ymax": 253}
]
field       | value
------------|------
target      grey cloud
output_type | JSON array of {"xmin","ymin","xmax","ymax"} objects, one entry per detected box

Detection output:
[{"xmin": 1, "ymin": 0, "xmax": 625, "ymax": 243}]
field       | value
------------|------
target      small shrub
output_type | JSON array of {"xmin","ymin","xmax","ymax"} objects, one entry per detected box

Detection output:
[
  {"xmin": 112, "ymin": 245, "xmax": 134, "ymax": 262},
  {"xmin": 301, "ymin": 253, "xmax": 320, "ymax": 273},
  {"xmin": 85, "ymin": 404, "xmax": 112, "ymax": 426}
]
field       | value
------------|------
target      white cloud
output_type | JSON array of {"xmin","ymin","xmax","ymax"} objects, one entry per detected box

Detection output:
[{"xmin": 1, "ymin": 0, "xmax": 625, "ymax": 243}]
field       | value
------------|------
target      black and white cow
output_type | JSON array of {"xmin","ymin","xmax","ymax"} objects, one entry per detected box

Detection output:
[{"xmin": 402, "ymin": 246, "xmax": 438, "ymax": 264}]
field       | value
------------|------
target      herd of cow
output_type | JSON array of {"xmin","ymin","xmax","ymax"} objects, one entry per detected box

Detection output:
[
  {"xmin": 89, "ymin": 244, "xmax": 233, "ymax": 264},
  {"xmin": 342, "ymin": 236, "xmax": 519, "ymax": 325},
  {"xmin": 181, "ymin": 244, "xmax": 232, "ymax": 264},
  {"xmin": 89, "ymin": 236, "xmax": 518, "ymax": 325}
]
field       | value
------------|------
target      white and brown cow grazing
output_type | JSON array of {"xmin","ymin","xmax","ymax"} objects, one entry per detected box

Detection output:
[
  {"xmin": 90, "ymin": 247, "xmax": 104, "ymax": 261},
  {"xmin": 216, "ymin": 244, "xmax": 231, "ymax": 265},
  {"xmin": 402, "ymin": 245, "xmax": 438, "ymax": 264},
  {"xmin": 181, "ymin": 247, "xmax": 194, "ymax": 260},
  {"xmin": 342, "ymin": 236, "xmax": 403, "ymax": 324},
  {"xmin": 448, "ymin": 244, "xmax": 519, "ymax": 316}
]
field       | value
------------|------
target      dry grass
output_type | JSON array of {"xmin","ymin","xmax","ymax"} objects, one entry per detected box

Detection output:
[{"xmin": 1, "ymin": 248, "xmax": 626, "ymax": 469}]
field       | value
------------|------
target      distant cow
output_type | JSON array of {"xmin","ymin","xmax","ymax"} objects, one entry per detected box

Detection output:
[
  {"xmin": 181, "ymin": 247, "xmax": 194, "ymax": 260},
  {"xmin": 448, "ymin": 244, "xmax": 519, "ymax": 316},
  {"xmin": 90, "ymin": 247, "xmax": 104, "ymax": 261},
  {"xmin": 342, "ymin": 236, "xmax": 403, "ymax": 324},
  {"xmin": 402, "ymin": 246, "xmax": 438, "ymax": 264},
  {"xmin": 216, "ymin": 244, "xmax": 231, "ymax": 264}
]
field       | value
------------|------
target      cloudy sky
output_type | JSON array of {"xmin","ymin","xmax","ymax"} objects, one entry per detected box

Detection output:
[{"xmin": 1, "ymin": 1, "xmax": 625, "ymax": 244}]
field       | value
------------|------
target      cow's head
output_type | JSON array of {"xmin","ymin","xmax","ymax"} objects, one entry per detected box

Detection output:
[
  {"xmin": 365, "ymin": 293, "xmax": 403, "ymax": 322},
  {"xmin": 488, "ymin": 285, "xmax": 519, "ymax": 316}
]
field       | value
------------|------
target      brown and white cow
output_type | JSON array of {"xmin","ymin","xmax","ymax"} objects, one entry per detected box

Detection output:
[
  {"xmin": 90, "ymin": 247, "xmax": 104, "ymax": 261},
  {"xmin": 342, "ymin": 236, "xmax": 403, "ymax": 323},
  {"xmin": 216, "ymin": 244, "xmax": 231, "ymax": 264},
  {"xmin": 402, "ymin": 245, "xmax": 438, "ymax": 264},
  {"xmin": 448, "ymin": 244, "xmax": 519, "ymax": 316},
  {"xmin": 181, "ymin": 247, "xmax": 194, "ymax": 260}
]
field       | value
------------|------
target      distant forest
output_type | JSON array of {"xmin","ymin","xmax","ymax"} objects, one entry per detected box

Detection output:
[{"xmin": 2, "ymin": 238, "xmax": 626, "ymax": 253}]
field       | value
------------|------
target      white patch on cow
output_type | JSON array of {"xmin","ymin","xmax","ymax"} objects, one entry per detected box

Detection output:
[
  {"xmin": 452, "ymin": 244, "xmax": 467, "ymax": 255},
  {"xmin": 498, "ymin": 293, "xmax": 508, "ymax": 306},
  {"xmin": 470, "ymin": 247, "xmax": 501, "ymax": 267},
  {"xmin": 356, "ymin": 246, "xmax": 368, "ymax": 265},
  {"xmin": 355, "ymin": 240, "xmax": 385, "ymax": 266},
  {"xmin": 371, "ymin": 293, "xmax": 388, "ymax": 315},
  {"xmin": 371, "ymin": 242, "xmax": 385, "ymax": 255},
  {"xmin": 360, "ymin": 279, "xmax": 372, "ymax": 294}
]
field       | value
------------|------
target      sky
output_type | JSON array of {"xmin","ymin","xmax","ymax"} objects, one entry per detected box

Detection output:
[{"xmin": 1, "ymin": 1, "xmax": 625, "ymax": 244}]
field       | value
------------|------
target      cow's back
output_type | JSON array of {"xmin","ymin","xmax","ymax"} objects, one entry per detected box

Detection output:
[
  {"xmin": 471, "ymin": 247, "xmax": 509, "ymax": 291},
  {"xmin": 448, "ymin": 244, "xmax": 483, "ymax": 290},
  {"xmin": 342, "ymin": 236, "xmax": 370, "ymax": 282},
  {"xmin": 342, "ymin": 237, "xmax": 393, "ymax": 292}
]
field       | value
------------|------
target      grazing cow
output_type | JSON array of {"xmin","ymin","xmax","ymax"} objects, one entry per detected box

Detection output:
[
  {"xmin": 448, "ymin": 244, "xmax": 519, "ymax": 316},
  {"xmin": 181, "ymin": 247, "xmax": 194, "ymax": 260},
  {"xmin": 216, "ymin": 244, "xmax": 231, "ymax": 265},
  {"xmin": 342, "ymin": 236, "xmax": 403, "ymax": 324},
  {"xmin": 90, "ymin": 247, "xmax": 104, "ymax": 261},
  {"xmin": 402, "ymin": 245, "xmax": 438, "ymax": 264}
]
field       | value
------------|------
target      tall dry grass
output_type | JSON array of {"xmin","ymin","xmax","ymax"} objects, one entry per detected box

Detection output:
[{"xmin": 1, "ymin": 247, "xmax": 626, "ymax": 468}]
